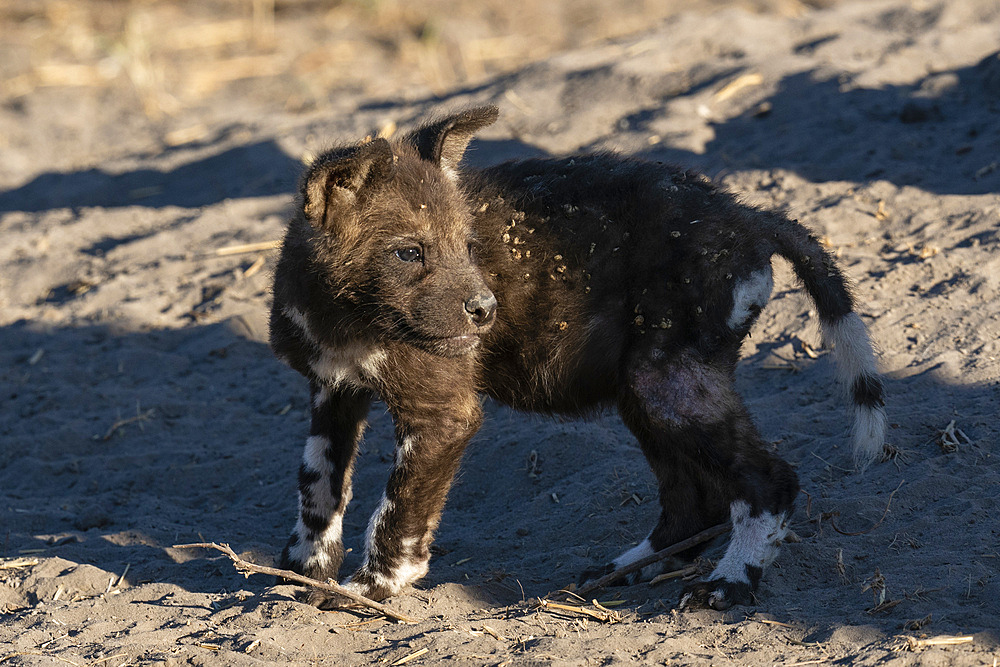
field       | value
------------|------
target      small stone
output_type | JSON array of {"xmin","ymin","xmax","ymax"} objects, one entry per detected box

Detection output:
[
  {"xmin": 670, "ymin": 231, "xmax": 681, "ymax": 238},
  {"xmin": 634, "ymin": 315, "xmax": 645, "ymax": 326}
]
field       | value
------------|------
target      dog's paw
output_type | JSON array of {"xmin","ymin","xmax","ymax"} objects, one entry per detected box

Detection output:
[
  {"xmin": 678, "ymin": 578, "xmax": 755, "ymax": 611},
  {"xmin": 298, "ymin": 587, "xmax": 355, "ymax": 610}
]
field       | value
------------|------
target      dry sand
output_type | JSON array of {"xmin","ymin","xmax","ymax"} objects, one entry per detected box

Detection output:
[{"xmin": 1, "ymin": 0, "xmax": 999, "ymax": 664}]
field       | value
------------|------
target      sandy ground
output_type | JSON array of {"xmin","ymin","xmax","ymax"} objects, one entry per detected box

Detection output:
[{"xmin": 2, "ymin": 0, "xmax": 999, "ymax": 664}]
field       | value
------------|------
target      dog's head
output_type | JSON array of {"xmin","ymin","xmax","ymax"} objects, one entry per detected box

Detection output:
[{"xmin": 300, "ymin": 106, "xmax": 499, "ymax": 357}]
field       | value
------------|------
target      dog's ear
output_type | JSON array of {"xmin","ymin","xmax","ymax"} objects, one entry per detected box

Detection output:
[
  {"xmin": 405, "ymin": 106, "xmax": 499, "ymax": 178},
  {"xmin": 302, "ymin": 138, "xmax": 395, "ymax": 228}
]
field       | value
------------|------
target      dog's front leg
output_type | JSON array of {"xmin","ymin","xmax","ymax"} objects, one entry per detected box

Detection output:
[
  {"xmin": 280, "ymin": 383, "xmax": 373, "ymax": 586},
  {"xmin": 343, "ymin": 384, "xmax": 483, "ymax": 601}
]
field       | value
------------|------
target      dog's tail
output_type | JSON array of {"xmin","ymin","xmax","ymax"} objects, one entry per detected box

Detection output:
[{"xmin": 769, "ymin": 215, "xmax": 887, "ymax": 469}]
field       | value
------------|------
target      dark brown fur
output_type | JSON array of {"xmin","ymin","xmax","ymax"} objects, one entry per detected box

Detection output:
[{"xmin": 269, "ymin": 107, "xmax": 885, "ymax": 609}]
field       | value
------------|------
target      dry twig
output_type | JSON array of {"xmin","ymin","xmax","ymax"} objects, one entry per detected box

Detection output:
[
  {"xmin": 573, "ymin": 522, "xmax": 730, "ymax": 597},
  {"xmin": 172, "ymin": 542, "xmax": 417, "ymax": 623},
  {"xmin": 935, "ymin": 420, "xmax": 971, "ymax": 453},
  {"xmin": 536, "ymin": 598, "xmax": 621, "ymax": 623},
  {"xmin": 829, "ymin": 480, "xmax": 904, "ymax": 536},
  {"xmin": 648, "ymin": 564, "xmax": 699, "ymax": 586},
  {"xmin": 101, "ymin": 408, "xmax": 155, "ymax": 441}
]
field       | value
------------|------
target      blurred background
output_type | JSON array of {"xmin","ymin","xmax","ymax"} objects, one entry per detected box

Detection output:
[{"xmin": 0, "ymin": 0, "xmax": 838, "ymax": 125}]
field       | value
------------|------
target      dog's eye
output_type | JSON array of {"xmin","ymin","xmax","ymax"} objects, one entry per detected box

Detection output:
[{"xmin": 395, "ymin": 247, "xmax": 422, "ymax": 263}]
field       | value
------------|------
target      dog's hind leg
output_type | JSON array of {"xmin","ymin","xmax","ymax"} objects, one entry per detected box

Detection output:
[
  {"xmin": 280, "ymin": 383, "xmax": 372, "ymax": 587},
  {"xmin": 616, "ymin": 349, "xmax": 799, "ymax": 610}
]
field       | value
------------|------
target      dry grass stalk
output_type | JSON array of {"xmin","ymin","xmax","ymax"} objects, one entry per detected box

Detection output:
[
  {"xmin": 573, "ymin": 522, "xmax": 730, "ymax": 597},
  {"xmin": 164, "ymin": 124, "xmax": 210, "ymax": 147},
  {"xmin": 867, "ymin": 598, "xmax": 902, "ymax": 614},
  {"xmin": 162, "ymin": 20, "xmax": 252, "ymax": 51},
  {"xmin": 391, "ymin": 647, "xmax": 429, "ymax": 665},
  {"xmin": 898, "ymin": 635, "xmax": 973, "ymax": 651},
  {"xmin": 0, "ymin": 558, "xmax": 40, "ymax": 571},
  {"xmin": 172, "ymin": 542, "xmax": 417, "ymax": 624},
  {"xmin": 835, "ymin": 548, "xmax": 849, "ymax": 583},
  {"xmin": 241, "ymin": 255, "xmax": 267, "ymax": 279},
  {"xmin": 875, "ymin": 200, "xmax": 891, "ymax": 221},
  {"xmin": 186, "ymin": 55, "xmax": 287, "ymax": 97},
  {"xmin": 862, "ymin": 568, "xmax": 886, "ymax": 602},
  {"xmin": 714, "ymin": 72, "xmax": 763, "ymax": 102},
  {"xmin": 215, "ymin": 240, "xmax": 282, "ymax": 256}
]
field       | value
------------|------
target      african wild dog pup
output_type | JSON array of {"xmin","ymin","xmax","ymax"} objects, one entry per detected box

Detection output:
[{"xmin": 269, "ymin": 106, "xmax": 886, "ymax": 610}]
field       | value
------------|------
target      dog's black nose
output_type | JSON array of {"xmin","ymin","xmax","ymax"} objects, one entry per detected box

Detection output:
[{"xmin": 465, "ymin": 291, "xmax": 497, "ymax": 326}]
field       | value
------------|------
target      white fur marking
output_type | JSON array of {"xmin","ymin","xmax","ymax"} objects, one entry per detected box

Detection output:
[
  {"xmin": 290, "ymin": 513, "xmax": 345, "ymax": 571},
  {"xmin": 360, "ymin": 492, "xmax": 393, "ymax": 570},
  {"xmin": 386, "ymin": 558, "xmax": 429, "ymax": 590},
  {"xmin": 303, "ymin": 435, "xmax": 333, "ymax": 475},
  {"xmin": 283, "ymin": 305, "xmax": 386, "ymax": 388},
  {"xmin": 727, "ymin": 268, "xmax": 773, "ymax": 329},
  {"xmin": 313, "ymin": 385, "xmax": 331, "ymax": 409},
  {"xmin": 823, "ymin": 312, "xmax": 878, "ymax": 384},
  {"xmin": 291, "ymin": 434, "xmax": 355, "ymax": 569},
  {"xmin": 613, "ymin": 538, "xmax": 654, "ymax": 569},
  {"xmin": 708, "ymin": 501, "xmax": 787, "ymax": 585},
  {"xmin": 822, "ymin": 312, "xmax": 886, "ymax": 468},
  {"xmin": 851, "ymin": 404, "xmax": 888, "ymax": 470}
]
